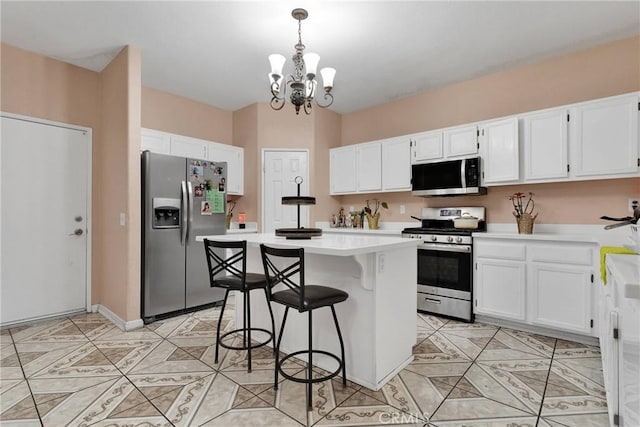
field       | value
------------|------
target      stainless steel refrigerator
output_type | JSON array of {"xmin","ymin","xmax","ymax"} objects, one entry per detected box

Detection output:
[{"xmin": 141, "ymin": 151, "xmax": 227, "ymax": 323}]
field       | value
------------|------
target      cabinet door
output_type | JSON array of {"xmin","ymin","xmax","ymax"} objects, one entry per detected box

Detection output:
[
  {"xmin": 481, "ymin": 117, "xmax": 520, "ymax": 184},
  {"xmin": 357, "ymin": 142, "xmax": 382, "ymax": 192},
  {"xmin": 330, "ymin": 146, "xmax": 357, "ymax": 194},
  {"xmin": 574, "ymin": 95, "xmax": 639, "ymax": 177},
  {"xmin": 208, "ymin": 143, "xmax": 244, "ymax": 195},
  {"xmin": 170, "ymin": 135, "xmax": 208, "ymax": 160},
  {"xmin": 523, "ymin": 109, "xmax": 569, "ymax": 181},
  {"xmin": 444, "ymin": 125, "xmax": 478, "ymax": 158},
  {"xmin": 382, "ymin": 138, "xmax": 411, "ymax": 191},
  {"xmin": 411, "ymin": 131, "xmax": 443, "ymax": 163},
  {"xmin": 141, "ymin": 128, "xmax": 170, "ymax": 154},
  {"xmin": 475, "ymin": 259, "xmax": 526, "ymax": 320},
  {"xmin": 530, "ymin": 263, "xmax": 592, "ymax": 334}
]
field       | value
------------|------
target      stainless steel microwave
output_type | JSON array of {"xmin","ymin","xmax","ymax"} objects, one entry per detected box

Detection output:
[{"xmin": 411, "ymin": 157, "xmax": 487, "ymax": 197}]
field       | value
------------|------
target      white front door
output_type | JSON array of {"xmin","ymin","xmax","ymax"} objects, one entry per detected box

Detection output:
[
  {"xmin": 263, "ymin": 150, "xmax": 309, "ymax": 234},
  {"xmin": 1, "ymin": 116, "xmax": 91, "ymax": 325}
]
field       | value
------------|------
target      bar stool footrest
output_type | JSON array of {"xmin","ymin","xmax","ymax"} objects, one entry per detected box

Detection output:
[
  {"xmin": 219, "ymin": 327, "xmax": 274, "ymax": 351},
  {"xmin": 279, "ymin": 350, "xmax": 343, "ymax": 384}
]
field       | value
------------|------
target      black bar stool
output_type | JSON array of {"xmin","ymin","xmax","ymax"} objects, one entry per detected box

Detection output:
[
  {"xmin": 204, "ymin": 239, "xmax": 276, "ymax": 372},
  {"xmin": 259, "ymin": 244, "xmax": 348, "ymax": 414}
]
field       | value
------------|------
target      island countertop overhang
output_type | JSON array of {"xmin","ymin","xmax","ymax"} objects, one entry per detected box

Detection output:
[{"xmin": 195, "ymin": 232, "xmax": 421, "ymax": 256}]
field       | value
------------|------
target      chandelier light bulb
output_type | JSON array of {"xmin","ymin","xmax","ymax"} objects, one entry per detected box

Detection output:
[
  {"xmin": 303, "ymin": 52, "xmax": 320, "ymax": 78},
  {"xmin": 268, "ymin": 54, "xmax": 286, "ymax": 77},
  {"xmin": 320, "ymin": 67, "xmax": 336, "ymax": 90}
]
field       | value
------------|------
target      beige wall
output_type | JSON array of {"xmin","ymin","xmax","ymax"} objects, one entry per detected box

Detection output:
[
  {"xmin": 232, "ymin": 104, "xmax": 259, "ymax": 222},
  {"xmin": 313, "ymin": 108, "xmax": 342, "ymax": 224},
  {"xmin": 339, "ymin": 35, "xmax": 640, "ymax": 224},
  {"xmin": 96, "ymin": 46, "xmax": 142, "ymax": 321},
  {"xmin": 142, "ymin": 86, "xmax": 232, "ymax": 144},
  {"xmin": 1, "ymin": 44, "xmax": 100, "ymax": 129}
]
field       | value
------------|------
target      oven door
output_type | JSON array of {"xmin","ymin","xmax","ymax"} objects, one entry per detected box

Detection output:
[{"xmin": 417, "ymin": 242, "xmax": 472, "ymax": 300}]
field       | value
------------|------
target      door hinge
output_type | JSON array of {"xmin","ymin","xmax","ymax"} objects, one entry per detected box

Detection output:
[
  {"xmin": 482, "ymin": 171, "xmax": 485, "ymax": 179},
  {"xmin": 567, "ymin": 113, "xmax": 570, "ymax": 122},
  {"xmin": 613, "ymin": 327, "xmax": 619, "ymax": 339},
  {"xmin": 637, "ymin": 101, "xmax": 640, "ymax": 111},
  {"xmin": 590, "ymin": 319, "xmax": 594, "ymax": 328},
  {"xmin": 614, "ymin": 413, "xmax": 620, "ymax": 425},
  {"xmin": 475, "ymin": 299, "xmax": 477, "ymax": 307},
  {"xmin": 475, "ymin": 262, "xmax": 478, "ymax": 270},
  {"xmin": 477, "ymin": 142, "xmax": 480, "ymax": 149},
  {"xmin": 477, "ymin": 129, "xmax": 480, "ymax": 137},
  {"xmin": 637, "ymin": 158, "xmax": 640, "ymax": 167},
  {"xmin": 591, "ymin": 273, "xmax": 594, "ymax": 283},
  {"xmin": 567, "ymin": 164, "xmax": 570, "ymax": 173},
  {"xmin": 481, "ymin": 129, "xmax": 485, "ymax": 136}
]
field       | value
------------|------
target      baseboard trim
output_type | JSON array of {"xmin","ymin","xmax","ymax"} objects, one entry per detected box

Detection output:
[
  {"xmin": 97, "ymin": 305, "xmax": 144, "ymax": 332},
  {"xmin": 475, "ymin": 315, "xmax": 599, "ymax": 346}
]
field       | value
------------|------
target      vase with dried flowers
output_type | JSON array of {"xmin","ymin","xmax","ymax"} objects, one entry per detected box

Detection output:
[
  {"xmin": 509, "ymin": 192, "xmax": 537, "ymax": 234},
  {"xmin": 363, "ymin": 198, "xmax": 388, "ymax": 230},
  {"xmin": 226, "ymin": 200, "xmax": 236, "ymax": 230}
]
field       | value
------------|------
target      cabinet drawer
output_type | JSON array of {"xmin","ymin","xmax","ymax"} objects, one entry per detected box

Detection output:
[
  {"xmin": 474, "ymin": 241, "xmax": 525, "ymax": 260},
  {"xmin": 529, "ymin": 244, "xmax": 592, "ymax": 266}
]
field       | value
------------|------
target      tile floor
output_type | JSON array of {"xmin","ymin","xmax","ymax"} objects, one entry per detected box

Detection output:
[{"xmin": 1, "ymin": 295, "xmax": 609, "ymax": 426}]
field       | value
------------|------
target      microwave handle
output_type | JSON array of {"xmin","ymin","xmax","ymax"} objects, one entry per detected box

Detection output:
[{"xmin": 460, "ymin": 159, "xmax": 466, "ymax": 188}]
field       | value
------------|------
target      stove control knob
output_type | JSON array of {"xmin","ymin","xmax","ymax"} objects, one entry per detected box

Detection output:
[
  {"xmin": 447, "ymin": 236, "xmax": 453, "ymax": 243},
  {"xmin": 455, "ymin": 236, "xmax": 463, "ymax": 243},
  {"xmin": 431, "ymin": 235, "xmax": 437, "ymax": 242}
]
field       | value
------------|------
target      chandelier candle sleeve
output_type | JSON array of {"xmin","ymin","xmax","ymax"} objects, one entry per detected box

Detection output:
[{"xmin": 268, "ymin": 8, "xmax": 336, "ymax": 115}]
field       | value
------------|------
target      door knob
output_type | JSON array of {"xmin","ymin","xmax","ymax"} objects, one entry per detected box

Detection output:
[
  {"xmin": 69, "ymin": 229, "xmax": 84, "ymax": 236},
  {"xmin": 75, "ymin": 216, "xmax": 83, "ymax": 222}
]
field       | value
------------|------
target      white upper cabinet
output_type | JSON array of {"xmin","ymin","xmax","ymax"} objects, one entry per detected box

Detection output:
[
  {"xmin": 357, "ymin": 142, "xmax": 382, "ymax": 192},
  {"xmin": 208, "ymin": 144, "xmax": 244, "ymax": 195},
  {"xmin": 382, "ymin": 137, "xmax": 411, "ymax": 191},
  {"xmin": 411, "ymin": 131, "xmax": 443, "ymax": 163},
  {"xmin": 480, "ymin": 117, "xmax": 519, "ymax": 184},
  {"xmin": 523, "ymin": 109, "xmax": 569, "ymax": 181},
  {"xmin": 573, "ymin": 94, "xmax": 639, "ymax": 177},
  {"xmin": 141, "ymin": 128, "xmax": 170, "ymax": 154},
  {"xmin": 443, "ymin": 124, "xmax": 478, "ymax": 158},
  {"xmin": 170, "ymin": 134, "xmax": 208, "ymax": 160},
  {"xmin": 330, "ymin": 146, "xmax": 357, "ymax": 194}
]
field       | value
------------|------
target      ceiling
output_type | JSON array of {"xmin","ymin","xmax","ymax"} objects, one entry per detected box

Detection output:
[{"xmin": 2, "ymin": 1, "xmax": 639, "ymax": 114}]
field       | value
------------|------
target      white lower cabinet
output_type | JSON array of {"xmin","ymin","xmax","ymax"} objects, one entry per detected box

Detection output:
[
  {"xmin": 529, "ymin": 263, "xmax": 592, "ymax": 334},
  {"xmin": 474, "ymin": 237, "xmax": 597, "ymax": 337},
  {"xmin": 476, "ymin": 259, "xmax": 526, "ymax": 321}
]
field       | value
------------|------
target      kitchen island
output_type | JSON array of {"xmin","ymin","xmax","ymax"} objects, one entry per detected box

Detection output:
[{"xmin": 196, "ymin": 233, "xmax": 420, "ymax": 390}]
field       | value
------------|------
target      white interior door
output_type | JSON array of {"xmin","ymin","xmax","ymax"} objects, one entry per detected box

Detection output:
[
  {"xmin": 263, "ymin": 150, "xmax": 309, "ymax": 234},
  {"xmin": 1, "ymin": 116, "xmax": 90, "ymax": 325}
]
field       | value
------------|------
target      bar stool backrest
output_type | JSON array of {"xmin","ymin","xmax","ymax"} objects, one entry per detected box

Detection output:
[
  {"xmin": 260, "ymin": 244, "xmax": 305, "ymax": 309},
  {"xmin": 203, "ymin": 239, "xmax": 247, "ymax": 287}
]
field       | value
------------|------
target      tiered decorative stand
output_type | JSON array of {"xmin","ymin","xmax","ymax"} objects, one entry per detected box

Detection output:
[{"xmin": 275, "ymin": 176, "xmax": 322, "ymax": 239}]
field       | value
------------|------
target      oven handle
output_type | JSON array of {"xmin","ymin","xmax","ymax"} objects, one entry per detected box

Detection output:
[
  {"xmin": 424, "ymin": 297, "xmax": 442, "ymax": 304},
  {"xmin": 419, "ymin": 243, "xmax": 471, "ymax": 253}
]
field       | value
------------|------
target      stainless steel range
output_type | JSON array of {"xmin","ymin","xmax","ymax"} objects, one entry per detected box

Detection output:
[{"xmin": 402, "ymin": 207, "xmax": 486, "ymax": 322}]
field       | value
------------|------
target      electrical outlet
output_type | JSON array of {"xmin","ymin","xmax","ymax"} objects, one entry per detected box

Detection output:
[
  {"xmin": 349, "ymin": 205, "xmax": 355, "ymax": 212},
  {"xmin": 400, "ymin": 205, "xmax": 406, "ymax": 214},
  {"xmin": 630, "ymin": 199, "xmax": 639, "ymax": 213}
]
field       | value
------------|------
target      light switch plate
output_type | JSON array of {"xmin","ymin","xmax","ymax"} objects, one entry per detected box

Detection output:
[
  {"xmin": 119, "ymin": 213, "xmax": 126, "ymax": 226},
  {"xmin": 400, "ymin": 205, "xmax": 406, "ymax": 214}
]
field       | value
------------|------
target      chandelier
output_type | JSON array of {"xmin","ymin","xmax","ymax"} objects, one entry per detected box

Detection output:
[{"xmin": 268, "ymin": 8, "xmax": 336, "ymax": 115}]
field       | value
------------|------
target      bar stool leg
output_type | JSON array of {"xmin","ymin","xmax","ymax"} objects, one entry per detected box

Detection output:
[
  {"xmin": 274, "ymin": 306, "xmax": 289, "ymax": 390},
  {"xmin": 307, "ymin": 310, "xmax": 313, "ymax": 412},
  {"xmin": 215, "ymin": 290, "xmax": 230, "ymax": 364},
  {"xmin": 331, "ymin": 305, "xmax": 347, "ymax": 386},
  {"xmin": 247, "ymin": 290, "xmax": 252, "ymax": 372},
  {"xmin": 263, "ymin": 288, "xmax": 276, "ymax": 354}
]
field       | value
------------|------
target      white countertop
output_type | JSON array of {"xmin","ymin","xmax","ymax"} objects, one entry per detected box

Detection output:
[
  {"xmin": 473, "ymin": 223, "xmax": 634, "ymax": 245},
  {"xmin": 196, "ymin": 232, "xmax": 421, "ymax": 256},
  {"xmin": 607, "ymin": 254, "xmax": 640, "ymax": 299},
  {"xmin": 472, "ymin": 232, "xmax": 603, "ymax": 243},
  {"xmin": 322, "ymin": 227, "xmax": 402, "ymax": 236}
]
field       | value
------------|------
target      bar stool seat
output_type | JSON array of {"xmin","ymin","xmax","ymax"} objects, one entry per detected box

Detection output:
[
  {"xmin": 260, "ymin": 244, "xmax": 348, "ymax": 417},
  {"xmin": 204, "ymin": 239, "xmax": 276, "ymax": 372},
  {"xmin": 272, "ymin": 285, "xmax": 348, "ymax": 311}
]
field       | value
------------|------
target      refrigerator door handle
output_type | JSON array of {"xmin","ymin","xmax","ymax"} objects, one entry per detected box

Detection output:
[
  {"xmin": 187, "ymin": 181, "xmax": 194, "ymax": 244},
  {"xmin": 180, "ymin": 181, "xmax": 188, "ymax": 246}
]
